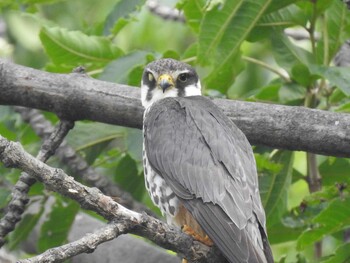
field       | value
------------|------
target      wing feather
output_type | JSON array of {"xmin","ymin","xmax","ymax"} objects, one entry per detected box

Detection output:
[{"xmin": 144, "ymin": 96, "xmax": 273, "ymax": 263}]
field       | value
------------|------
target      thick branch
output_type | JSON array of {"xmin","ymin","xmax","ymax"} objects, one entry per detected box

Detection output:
[
  {"xmin": 0, "ymin": 60, "xmax": 349, "ymax": 157},
  {"xmin": 0, "ymin": 136, "xmax": 225, "ymax": 263}
]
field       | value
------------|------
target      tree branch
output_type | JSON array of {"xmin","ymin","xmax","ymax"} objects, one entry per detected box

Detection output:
[
  {"xmin": 0, "ymin": 118, "xmax": 73, "ymax": 247},
  {"xmin": 0, "ymin": 135, "xmax": 225, "ymax": 263},
  {"xmin": 0, "ymin": 60, "xmax": 349, "ymax": 157},
  {"xmin": 146, "ymin": 0, "xmax": 185, "ymax": 22},
  {"xmin": 18, "ymin": 222, "xmax": 126, "ymax": 263}
]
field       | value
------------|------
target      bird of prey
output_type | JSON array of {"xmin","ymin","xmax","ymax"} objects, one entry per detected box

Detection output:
[{"xmin": 141, "ymin": 58, "xmax": 273, "ymax": 263}]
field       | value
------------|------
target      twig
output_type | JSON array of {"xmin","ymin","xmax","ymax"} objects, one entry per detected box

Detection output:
[
  {"xmin": 0, "ymin": 118, "xmax": 73, "ymax": 247},
  {"xmin": 146, "ymin": 0, "xmax": 185, "ymax": 22},
  {"xmin": 306, "ymin": 152, "xmax": 322, "ymax": 260},
  {"xmin": 242, "ymin": 55, "xmax": 291, "ymax": 82},
  {"xmin": 17, "ymin": 222, "xmax": 126, "ymax": 263},
  {"xmin": 0, "ymin": 135, "xmax": 225, "ymax": 263}
]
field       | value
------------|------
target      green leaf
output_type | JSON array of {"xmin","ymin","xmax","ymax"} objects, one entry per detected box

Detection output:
[
  {"xmin": 329, "ymin": 88, "xmax": 347, "ymax": 104},
  {"xmin": 309, "ymin": 65, "xmax": 350, "ymax": 96},
  {"xmin": 260, "ymin": 151, "xmax": 294, "ymax": 227},
  {"xmin": 321, "ymin": 243, "xmax": 350, "ymax": 263},
  {"xmin": 296, "ymin": 0, "xmax": 335, "ymax": 17},
  {"xmin": 319, "ymin": 158, "xmax": 350, "ymax": 186},
  {"xmin": 266, "ymin": 0, "xmax": 298, "ymax": 13},
  {"xmin": 249, "ymin": 4, "xmax": 307, "ymax": 42},
  {"xmin": 127, "ymin": 65, "xmax": 144, "ymax": 86},
  {"xmin": 162, "ymin": 50, "xmax": 180, "ymax": 60},
  {"xmin": 182, "ymin": 43, "xmax": 198, "ymax": 60},
  {"xmin": 38, "ymin": 197, "xmax": 79, "ymax": 252},
  {"xmin": 28, "ymin": 181, "xmax": 45, "ymax": 196},
  {"xmin": 114, "ymin": 154, "xmax": 145, "ymax": 201},
  {"xmin": 252, "ymin": 82, "xmax": 281, "ymax": 102},
  {"xmin": 334, "ymin": 101, "xmax": 350, "ymax": 113},
  {"xmin": 103, "ymin": 0, "xmax": 145, "ymax": 36},
  {"xmin": 204, "ymin": 53, "xmax": 244, "ymax": 93},
  {"xmin": 198, "ymin": 0, "xmax": 272, "ymax": 93},
  {"xmin": 291, "ymin": 63, "xmax": 311, "ymax": 87},
  {"xmin": 279, "ymin": 82, "xmax": 307, "ymax": 105},
  {"xmin": 99, "ymin": 51, "xmax": 151, "ymax": 84},
  {"xmin": 66, "ymin": 122, "xmax": 125, "ymax": 151},
  {"xmin": 297, "ymin": 196, "xmax": 350, "ymax": 249},
  {"xmin": 0, "ymin": 187, "xmax": 11, "ymax": 209},
  {"xmin": 178, "ymin": 0, "xmax": 206, "ymax": 33},
  {"xmin": 40, "ymin": 26, "xmax": 124, "ymax": 66},
  {"xmin": 316, "ymin": 0, "xmax": 350, "ymax": 64},
  {"xmin": 198, "ymin": 0, "xmax": 272, "ymax": 64},
  {"xmin": 303, "ymin": 185, "xmax": 340, "ymax": 206},
  {"xmin": 8, "ymin": 208, "xmax": 44, "ymax": 250},
  {"xmin": 255, "ymin": 153, "xmax": 283, "ymax": 174},
  {"xmin": 268, "ymin": 220, "xmax": 304, "ymax": 244},
  {"xmin": 271, "ymin": 30, "xmax": 313, "ymax": 71},
  {"xmin": 66, "ymin": 122, "xmax": 126, "ymax": 165}
]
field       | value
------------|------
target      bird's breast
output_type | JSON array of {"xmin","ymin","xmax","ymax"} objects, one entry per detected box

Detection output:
[{"xmin": 143, "ymin": 143, "xmax": 181, "ymax": 224}]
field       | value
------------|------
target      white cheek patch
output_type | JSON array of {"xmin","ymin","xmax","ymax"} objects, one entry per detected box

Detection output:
[
  {"xmin": 184, "ymin": 80, "xmax": 202, "ymax": 96},
  {"xmin": 141, "ymin": 85, "xmax": 178, "ymax": 110},
  {"xmin": 141, "ymin": 80, "xmax": 202, "ymax": 110}
]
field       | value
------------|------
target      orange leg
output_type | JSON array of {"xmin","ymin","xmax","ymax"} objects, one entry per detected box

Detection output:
[{"xmin": 182, "ymin": 224, "xmax": 214, "ymax": 247}]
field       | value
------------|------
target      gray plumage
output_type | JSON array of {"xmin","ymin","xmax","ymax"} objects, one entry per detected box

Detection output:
[
  {"xmin": 143, "ymin": 95, "xmax": 273, "ymax": 263},
  {"xmin": 141, "ymin": 58, "xmax": 273, "ymax": 263}
]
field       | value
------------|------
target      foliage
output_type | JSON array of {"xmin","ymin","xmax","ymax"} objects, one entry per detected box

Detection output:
[{"xmin": 0, "ymin": 0, "xmax": 350, "ymax": 262}]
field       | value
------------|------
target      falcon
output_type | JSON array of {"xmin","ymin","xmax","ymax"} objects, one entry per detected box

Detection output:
[{"xmin": 141, "ymin": 58, "xmax": 273, "ymax": 263}]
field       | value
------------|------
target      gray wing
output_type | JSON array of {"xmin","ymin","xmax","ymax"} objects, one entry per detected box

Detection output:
[{"xmin": 144, "ymin": 96, "xmax": 273, "ymax": 263}]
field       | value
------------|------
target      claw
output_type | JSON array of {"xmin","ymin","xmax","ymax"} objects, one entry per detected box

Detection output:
[{"xmin": 182, "ymin": 224, "xmax": 214, "ymax": 246}]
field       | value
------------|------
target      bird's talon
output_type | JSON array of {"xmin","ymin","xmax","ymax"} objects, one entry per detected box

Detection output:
[{"xmin": 182, "ymin": 224, "xmax": 213, "ymax": 247}]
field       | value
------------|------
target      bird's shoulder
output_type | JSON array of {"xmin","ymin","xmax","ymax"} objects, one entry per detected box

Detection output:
[
  {"xmin": 144, "ymin": 96, "xmax": 252, "ymax": 158},
  {"xmin": 143, "ymin": 95, "xmax": 259, "ymax": 204}
]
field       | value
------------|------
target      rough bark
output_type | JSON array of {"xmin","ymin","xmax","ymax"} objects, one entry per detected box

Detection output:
[{"xmin": 0, "ymin": 59, "xmax": 350, "ymax": 157}]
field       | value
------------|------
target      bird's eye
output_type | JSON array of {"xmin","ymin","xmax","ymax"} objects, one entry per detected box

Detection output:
[
  {"xmin": 178, "ymin": 73, "xmax": 188, "ymax": 82},
  {"xmin": 148, "ymin": 72, "xmax": 154, "ymax": 82}
]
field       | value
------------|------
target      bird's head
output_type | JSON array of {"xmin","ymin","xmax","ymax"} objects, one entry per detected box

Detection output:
[{"xmin": 141, "ymin": 58, "xmax": 202, "ymax": 109}]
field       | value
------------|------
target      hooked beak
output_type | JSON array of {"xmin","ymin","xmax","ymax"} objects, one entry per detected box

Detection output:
[{"xmin": 157, "ymin": 74, "xmax": 174, "ymax": 93}]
